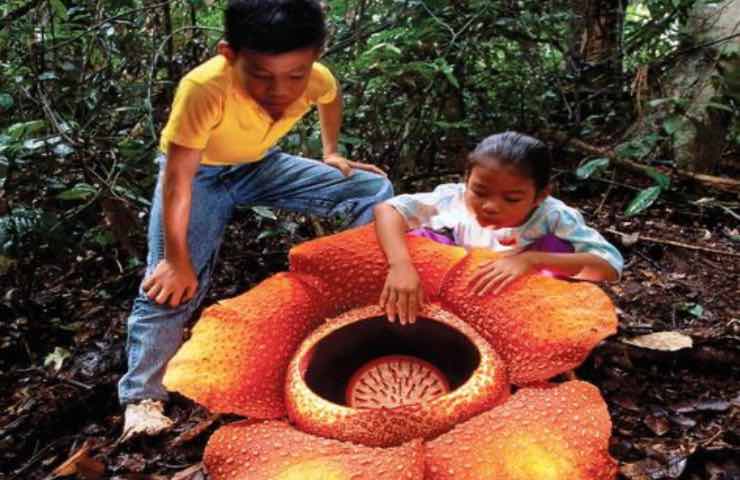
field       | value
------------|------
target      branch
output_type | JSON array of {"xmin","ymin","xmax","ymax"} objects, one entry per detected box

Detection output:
[
  {"xmin": 545, "ymin": 130, "xmax": 740, "ymax": 193},
  {"xmin": 607, "ymin": 228, "xmax": 740, "ymax": 258}
]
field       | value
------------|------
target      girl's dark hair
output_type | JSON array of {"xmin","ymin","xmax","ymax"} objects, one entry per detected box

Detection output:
[
  {"xmin": 467, "ymin": 131, "xmax": 551, "ymax": 192},
  {"xmin": 224, "ymin": 0, "xmax": 327, "ymax": 54}
]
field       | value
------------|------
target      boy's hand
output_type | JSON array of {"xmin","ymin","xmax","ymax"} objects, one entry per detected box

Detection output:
[
  {"xmin": 379, "ymin": 261, "xmax": 424, "ymax": 325},
  {"xmin": 142, "ymin": 259, "xmax": 198, "ymax": 307},
  {"xmin": 324, "ymin": 153, "xmax": 387, "ymax": 177},
  {"xmin": 469, "ymin": 253, "xmax": 535, "ymax": 296}
]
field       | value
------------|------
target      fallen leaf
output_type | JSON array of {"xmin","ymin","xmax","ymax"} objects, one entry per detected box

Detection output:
[
  {"xmin": 44, "ymin": 347, "xmax": 72, "ymax": 371},
  {"xmin": 613, "ymin": 394, "xmax": 641, "ymax": 412},
  {"xmin": 171, "ymin": 463, "xmax": 206, "ymax": 480},
  {"xmin": 694, "ymin": 399, "xmax": 731, "ymax": 412},
  {"xmin": 622, "ymin": 332, "xmax": 693, "ymax": 351},
  {"xmin": 169, "ymin": 414, "xmax": 222, "ymax": 447},
  {"xmin": 644, "ymin": 414, "xmax": 671, "ymax": 436},
  {"xmin": 622, "ymin": 231, "xmax": 641, "ymax": 247},
  {"xmin": 49, "ymin": 440, "xmax": 104, "ymax": 479},
  {"xmin": 670, "ymin": 414, "xmax": 696, "ymax": 429},
  {"xmin": 620, "ymin": 458, "xmax": 666, "ymax": 479}
]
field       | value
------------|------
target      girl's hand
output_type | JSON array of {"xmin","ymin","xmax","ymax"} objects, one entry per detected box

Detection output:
[
  {"xmin": 469, "ymin": 253, "xmax": 536, "ymax": 296},
  {"xmin": 142, "ymin": 259, "xmax": 198, "ymax": 307},
  {"xmin": 379, "ymin": 261, "xmax": 424, "ymax": 325}
]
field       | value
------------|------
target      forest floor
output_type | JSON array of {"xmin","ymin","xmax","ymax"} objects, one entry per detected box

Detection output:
[{"xmin": 1, "ymin": 167, "xmax": 738, "ymax": 480}]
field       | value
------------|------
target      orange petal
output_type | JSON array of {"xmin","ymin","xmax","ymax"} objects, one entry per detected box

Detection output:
[
  {"xmin": 289, "ymin": 225, "xmax": 466, "ymax": 313},
  {"xmin": 163, "ymin": 272, "xmax": 334, "ymax": 418},
  {"xmin": 440, "ymin": 249, "xmax": 618, "ymax": 384},
  {"xmin": 204, "ymin": 420, "xmax": 426, "ymax": 480},
  {"xmin": 286, "ymin": 304, "xmax": 509, "ymax": 447},
  {"xmin": 425, "ymin": 381, "xmax": 617, "ymax": 480}
]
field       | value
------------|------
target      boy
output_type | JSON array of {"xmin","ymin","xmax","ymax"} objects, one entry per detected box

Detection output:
[{"xmin": 119, "ymin": 0, "xmax": 392, "ymax": 441}]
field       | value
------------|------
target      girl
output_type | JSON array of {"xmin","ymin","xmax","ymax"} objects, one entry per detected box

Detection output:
[{"xmin": 374, "ymin": 131, "xmax": 623, "ymax": 325}]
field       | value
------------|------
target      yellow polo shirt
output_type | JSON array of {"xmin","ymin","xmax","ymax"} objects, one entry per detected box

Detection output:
[{"xmin": 159, "ymin": 55, "xmax": 338, "ymax": 166}]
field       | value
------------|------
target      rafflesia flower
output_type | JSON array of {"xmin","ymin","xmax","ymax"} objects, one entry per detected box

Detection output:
[{"xmin": 164, "ymin": 225, "xmax": 619, "ymax": 480}]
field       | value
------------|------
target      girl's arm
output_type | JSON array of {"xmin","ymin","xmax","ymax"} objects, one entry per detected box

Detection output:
[
  {"xmin": 374, "ymin": 203, "xmax": 424, "ymax": 325},
  {"xmin": 470, "ymin": 251, "xmax": 618, "ymax": 296},
  {"xmin": 471, "ymin": 201, "xmax": 623, "ymax": 295}
]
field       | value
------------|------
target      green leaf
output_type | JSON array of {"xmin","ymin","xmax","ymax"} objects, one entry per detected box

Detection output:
[
  {"xmin": 91, "ymin": 228, "xmax": 114, "ymax": 247},
  {"xmin": 38, "ymin": 71, "xmax": 58, "ymax": 81},
  {"xmin": 575, "ymin": 157, "xmax": 610, "ymax": 179},
  {"xmin": 436, "ymin": 61, "xmax": 460, "ymax": 88},
  {"xmin": 366, "ymin": 42, "xmax": 402, "ymax": 56},
  {"xmin": 645, "ymin": 167, "xmax": 671, "ymax": 189},
  {"xmin": 23, "ymin": 138, "xmax": 47, "ymax": 151},
  {"xmin": 678, "ymin": 302, "xmax": 704, "ymax": 318},
  {"xmin": 53, "ymin": 143, "xmax": 75, "ymax": 157},
  {"xmin": 0, "ymin": 208, "xmax": 53, "ymax": 254},
  {"xmin": 49, "ymin": 0, "xmax": 69, "ymax": 20},
  {"xmin": 256, "ymin": 228, "xmax": 280, "ymax": 241},
  {"xmin": 251, "ymin": 206, "xmax": 277, "ymax": 221},
  {"xmin": 615, "ymin": 133, "xmax": 659, "ymax": 160},
  {"xmin": 663, "ymin": 115, "xmax": 684, "ymax": 135},
  {"xmin": 688, "ymin": 304, "xmax": 704, "ymax": 318},
  {"xmin": 44, "ymin": 346, "xmax": 71, "ymax": 371},
  {"xmin": 57, "ymin": 183, "xmax": 97, "ymax": 201},
  {"xmin": 0, "ymin": 93, "xmax": 13, "ymax": 110},
  {"xmin": 625, "ymin": 185, "xmax": 662, "ymax": 216},
  {"xmin": 6, "ymin": 120, "xmax": 45, "ymax": 140},
  {"xmin": 116, "ymin": 139, "xmax": 146, "ymax": 160}
]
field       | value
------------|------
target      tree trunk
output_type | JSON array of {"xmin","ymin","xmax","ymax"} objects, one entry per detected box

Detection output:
[
  {"xmin": 569, "ymin": 0, "xmax": 627, "ymax": 123},
  {"xmin": 668, "ymin": 0, "xmax": 740, "ymax": 173}
]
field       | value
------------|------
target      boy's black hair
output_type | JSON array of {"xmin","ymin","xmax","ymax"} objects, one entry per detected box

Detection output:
[
  {"xmin": 466, "ymin": 131, "xmax": 551, "ymax": 192},
  {"xmin": 224, "ymin": 0, "xmax": 328, "ymax": 54}
]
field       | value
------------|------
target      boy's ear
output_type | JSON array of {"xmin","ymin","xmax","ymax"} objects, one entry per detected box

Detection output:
[{"xmin": 218, "ymin": 40, "xmax": 237, "ymax": 62}]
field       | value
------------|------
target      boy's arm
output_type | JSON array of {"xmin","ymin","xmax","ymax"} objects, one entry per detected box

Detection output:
[
  {"xmin": 375, "ymin": 203, "xmax": 424, "ymax": 325},
  {"xmin": 317, "ymin": 86, "xmax": 386, "ymax": 177},
  {"xmin": 141, "ymin": 143, "xmax": 202, "ymax": 307}
]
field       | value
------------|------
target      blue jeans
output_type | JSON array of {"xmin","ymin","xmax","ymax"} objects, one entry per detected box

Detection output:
[{"xmin": 118, "ymin": 150, "xmax": 393, "ymax": 405}]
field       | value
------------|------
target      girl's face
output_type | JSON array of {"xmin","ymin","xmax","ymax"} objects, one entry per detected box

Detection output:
[{"xmin": 464, "ymin": 162, "xmax": 548, "ymax": 228}]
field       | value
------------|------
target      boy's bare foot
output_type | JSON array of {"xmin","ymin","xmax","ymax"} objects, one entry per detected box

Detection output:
[{"xmin": 120, "ymin": 399, "xmax": 174, "ymax": 442}]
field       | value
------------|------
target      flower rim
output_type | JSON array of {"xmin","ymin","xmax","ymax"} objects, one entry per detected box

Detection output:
[{"xmin": 285, "ymin": 303, "xmax": 510, "ymax": 447}]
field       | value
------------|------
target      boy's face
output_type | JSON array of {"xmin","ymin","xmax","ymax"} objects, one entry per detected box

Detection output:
[
  {"xmin": 221, "ymin": 43, "xmax": 320, "ymax": 119},
  {"xmin": 464, "ymin": 162, "xmax": 548, "ymax": 228}
]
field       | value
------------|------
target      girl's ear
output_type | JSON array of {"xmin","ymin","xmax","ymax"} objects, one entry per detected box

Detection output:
[
  {"xmin": 217, "ymin": 40, "xmax": 237, "ymax": 62},
  {"xmin": 535, "ymin": 184, "xmax": 551, "ymax": 204}
]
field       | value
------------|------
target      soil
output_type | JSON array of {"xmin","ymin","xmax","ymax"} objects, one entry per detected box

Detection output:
[{"xmin": 1, "ymin": 169, "xmax": 738, "ymax": 480}]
